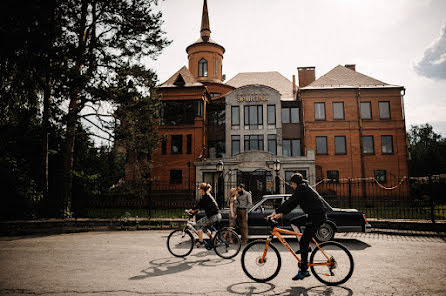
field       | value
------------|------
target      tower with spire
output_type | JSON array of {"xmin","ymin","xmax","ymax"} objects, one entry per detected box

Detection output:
[{"xmin": 186, "ymin": 0, "xmax": 225, "ymax": 83}]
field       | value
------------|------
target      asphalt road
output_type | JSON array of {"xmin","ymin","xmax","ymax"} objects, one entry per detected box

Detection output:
[{"xmin": 0, "ymin": 230, "xmax": 445, "ymax": 296}]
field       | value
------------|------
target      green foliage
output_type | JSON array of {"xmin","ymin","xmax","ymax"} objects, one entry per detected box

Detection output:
[
  {"xmin": 0, "ymin": 0, "xmax": 170, "ymax": 218},
  {"xmin": 407, "ymin": 124, "xmax": 446, "ymax": 176}
]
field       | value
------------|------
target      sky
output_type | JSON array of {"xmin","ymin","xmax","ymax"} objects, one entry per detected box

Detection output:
[{"xmin": 146, "ymin": 0, "xmax": 446, "ymax": 137}]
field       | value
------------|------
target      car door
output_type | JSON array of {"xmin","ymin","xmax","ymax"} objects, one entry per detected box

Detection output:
[{"xmin": 248, "ymin": 197, "xmax": 284, "ymax": 234}]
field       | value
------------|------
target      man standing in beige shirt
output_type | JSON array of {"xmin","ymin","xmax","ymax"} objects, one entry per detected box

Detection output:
[{"xmin": 236, "ymin": 184, "xmax": 252, "ymax": 245}]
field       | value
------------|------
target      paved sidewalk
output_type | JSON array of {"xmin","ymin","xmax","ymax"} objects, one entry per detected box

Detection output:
[
  {"xmin": 1, "ymin": 217, "xmax": 445, "ymax": 236},
  {"xmin": 0, "ymin": 230, "xmax": 445, "ymax": 295}
]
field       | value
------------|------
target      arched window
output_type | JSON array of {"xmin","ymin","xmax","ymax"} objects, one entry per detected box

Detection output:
[{"xmin": 198, "ymin": 58, "xmax": 208, "ymax": 77}]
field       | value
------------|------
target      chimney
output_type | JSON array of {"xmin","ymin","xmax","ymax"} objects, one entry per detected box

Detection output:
[
  {"xmin": 297, "ymin": 66, "xmax": 316, "ymax": 88},
  {"xmin": 345, "ymin": 64, "xmax": 356, "ymax": 71},
  {"xmin": 292, "ymin": 75, "xmax": 297, "ymax": 95}
]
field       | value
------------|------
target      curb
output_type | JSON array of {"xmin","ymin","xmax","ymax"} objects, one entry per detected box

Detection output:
[
  {"xmin": 1, "ymin": 218, "xmax": 445, "ymax": 237},
  {"xmin": 0, "ymin": 218, "xmax": 188, "ymax": 236},
  {"xmin": 368, "ymin": 218, "xmax": 446, "ymax": 232}
]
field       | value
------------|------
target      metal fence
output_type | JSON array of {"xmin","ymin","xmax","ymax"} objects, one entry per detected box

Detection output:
[{"xmin": 72, "ymin": 175, "xmax": 446, "ymax": 221}]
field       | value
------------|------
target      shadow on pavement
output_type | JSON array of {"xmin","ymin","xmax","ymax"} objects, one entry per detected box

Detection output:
[
  {"xmin": 278, "ymin": 285, "xmax": 353, "ymax": 296},
  {"xmin": 226, "ymin": 282, "xmax": 353, "ymax": 296},
  {"xmin": 332, "ymin": 238, "xmax": 371, "ymax": 251},
  {"xmin": 129, "ymin": 255, "xmax": 235, "ymax": 280},
  {"xmin": 247, "ymin": 238, "xmax": 371, "ymax": 251},
  {"xmin": 226, "ymin": 282, "xmax": 276, "ymax": 295}
]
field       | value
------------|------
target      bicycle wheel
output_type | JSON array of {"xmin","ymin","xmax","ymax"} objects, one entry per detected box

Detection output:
[
  {"xmin": 241, "ymin": 240, "xmax": 281, "ymax": 283},
  {"xmin": 167, "ymin": 229, "xmax": 194, "ymax": 257},
  {"xmin": 310, "ymin": 241, "xmax": 354, "ymax": 286},
  {"xmin": 213, "ymin": 229, "xmax": 241, "ymax": 259}
]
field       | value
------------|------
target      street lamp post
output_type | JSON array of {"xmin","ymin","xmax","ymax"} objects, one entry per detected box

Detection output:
[
  {"xmin": 216, "ymin": 161, "xmax": 224, "ymax": 208},
  {"xmin": 273, "ymin": 159, "xmax": 281, "ymax": 194}
]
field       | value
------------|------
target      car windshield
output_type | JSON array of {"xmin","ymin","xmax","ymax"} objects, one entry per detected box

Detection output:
[{"xmin": 252, "ymin": 198, "xmax": 282, "ymax": 212}]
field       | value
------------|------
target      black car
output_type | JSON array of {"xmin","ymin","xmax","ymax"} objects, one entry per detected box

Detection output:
[{"xmin": 197, "ymin": 194, "xmax": 371, "ymax": 241}]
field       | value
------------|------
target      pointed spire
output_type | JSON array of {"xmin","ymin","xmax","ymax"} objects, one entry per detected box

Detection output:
[{"xmin": 200, "ymin": 0, "xmax": 211, "ymax": 42}]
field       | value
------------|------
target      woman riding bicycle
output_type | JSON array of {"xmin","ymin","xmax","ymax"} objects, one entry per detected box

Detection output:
[
  {"xmin": 268, "ymin": 173, "xmax": 328, "ymax": 281},
  {"xmin": 186, "ymin": 183, "xmax": 221, "ymax": 248}
]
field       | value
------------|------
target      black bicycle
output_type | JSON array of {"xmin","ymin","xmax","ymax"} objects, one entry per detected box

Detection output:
[{"xmin": 167, "ymin": 213, "xmax": 241, "ymax": 259}]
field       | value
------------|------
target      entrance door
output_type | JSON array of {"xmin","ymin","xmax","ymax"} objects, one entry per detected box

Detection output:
[{"xmin": 237, "ymin": 170, "xmax": 273, "ymax": 203}]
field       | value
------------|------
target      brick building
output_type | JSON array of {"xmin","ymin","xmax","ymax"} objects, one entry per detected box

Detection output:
[
  {"xmin": 298, "ymin": 65, "xmax": 409, "ymax": 195},
  {"xmin": 146, "ymin": 0, "xmax": 409, "ymax": 203},
  {"xmin": 150, "ymin": 0, "xmax": 233, "ymax": 193}
]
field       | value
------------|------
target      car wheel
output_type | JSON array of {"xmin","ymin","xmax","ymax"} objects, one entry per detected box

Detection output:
[{"xmin": 315, "ymin": 223, "xmax": 335, "ymax": 242}]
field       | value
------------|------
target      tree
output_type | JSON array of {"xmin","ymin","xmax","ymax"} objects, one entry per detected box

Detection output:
[
  {"xmin": 407, "ymin": 124, "xmax": 446, "ymax": 176},
  {"xmin": 114, "ymin": 78, "xmax": 160, "ymax": 199},
  {"xmin": 55, "ymin": 0, "xmax": 170, "ymax": 217}
]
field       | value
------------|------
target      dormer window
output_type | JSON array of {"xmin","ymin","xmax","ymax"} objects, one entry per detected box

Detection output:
[{"xmin": 198, "ymin": 58, "xmax": 208, "ymax": 77}]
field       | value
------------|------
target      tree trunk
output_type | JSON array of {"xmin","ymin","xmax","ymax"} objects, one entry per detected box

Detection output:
[
  {"xmin": 63, "ymin": 95, "xmax": 78, "ymax": 217},
  {"xmin": 42, "ymin": 77, "xmax": 50, "ymax": 200},
  {"xmin": 62, "ymin": 0, "xmax": 88, "ymax": 217}
]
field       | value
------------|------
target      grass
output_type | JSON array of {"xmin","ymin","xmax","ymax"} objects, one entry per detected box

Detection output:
[
  {"xmin": 75, "ymin": 208, "xmax": 185, "ymax": 219},
  {"xmin": 75, "ymin": 206, "xmax": 446, "ymax": 221},
  {"xmin": 360, "ymin": 206, "xmax": 446, "ymax": 220}
]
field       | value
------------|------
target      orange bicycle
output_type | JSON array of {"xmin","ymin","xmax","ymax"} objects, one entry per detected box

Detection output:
[{"xmin": 241, "ymin": 219, "xmax": 354, "ymax": 285}]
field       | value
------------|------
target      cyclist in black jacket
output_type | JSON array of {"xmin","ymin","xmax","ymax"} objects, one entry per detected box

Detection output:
[
  {"xmin": 268, "ymin": 173, "xmax": 327, "ymax": 280},
  {"xmin": 186, "ymin": 183, "xmax": 221, "ymax": 248}
]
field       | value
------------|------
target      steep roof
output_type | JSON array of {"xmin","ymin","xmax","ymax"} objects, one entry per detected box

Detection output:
[
  {"xmin": 302, "ymin": 65, "xmax": 401, "ymax": 89},
  {"xmin": 159, "ymin": 66, "xmax": 203, "ymax": 88},
  {"xmin": 226, "ymin": 71, "xmax": 296, "ymax": 100},
  {"xmin": 186, "ymin": 0, "xmax": 225, "ymax": 53}
]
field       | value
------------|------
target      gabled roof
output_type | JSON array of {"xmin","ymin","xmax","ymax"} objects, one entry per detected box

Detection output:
[
  {"xmin": 159, "ymin": 66, "xmax": 203, "ymax": 88},
  {"xmin": 226, "ymin": 71, "xmax": 296, "ymax": 100},
  {"xmin": 302, "ymin": 65, "xmax": 401, "ymax": 89}
]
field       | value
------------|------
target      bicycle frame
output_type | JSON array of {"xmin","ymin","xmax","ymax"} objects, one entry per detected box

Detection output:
[{"xmin": 260, "ymin": 226, "xmax": 332, "ymax": 267}]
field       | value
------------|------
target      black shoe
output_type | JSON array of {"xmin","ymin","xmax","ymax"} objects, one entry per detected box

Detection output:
[{"xmin": 295, "ymin": 246, "xmax": 312, "ymax": 254}]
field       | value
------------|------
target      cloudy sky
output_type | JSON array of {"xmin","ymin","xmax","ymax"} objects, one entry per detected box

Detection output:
[{"xmin": 148, "ymin": 0, "xmax": 446, "ymax": 136}]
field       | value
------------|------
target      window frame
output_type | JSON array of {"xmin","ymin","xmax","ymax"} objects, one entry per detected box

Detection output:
[
  {"xmin": 360, "ymin": 101, "xmax": 372, "ymax": 120},
  {"xmin": 290, "ymin": 107, "xmax": 299, "ymax": 123},
  {"xmin": 244, "ymin": 135, "xmax": 264, "ymax": 152},
  {"xmin": 316, "ymin": 136, "xmax": 328, "ymax": 155},
  {"xmin": 327, "ymin": 170, "xmax": 339, "ymax": 183},
  {"xmin": 198, "ymin": 58, "xmax": 208, "ymax": 77},
  {"xmin": 161, "ymin": 137, "xmax": 167, "ymax": 155},
  {"xmin": 334, "ymin": 136, "xmax": 347, "ymax": 155},
  {"xmin": 231, "ymin": 135, "xmax": 240, "ymax": 156},
  {"xmin": 381, "ymin": 135, "xmax": 394, "ymax": 154},
  {"xmin": 231, "ymin": 106, "xmax": 240, "ymax": 127},
  {"xmin": 314, "ymin": 102, "xmax": 326, "ymax": 121},
  {"xmin": 267, "ymin": 105, "xmax": 276, "ymax": 125},
  {"xmin": 244, "ymin": 105, "xmax": 263, "ymax": 129},
  {"xmin": 379, "ymin": 101, "xmax": 391, "ymax": 120},
  {"xmin": 186, "ymin": 134, "xmax": 192, "ymax": 154},
  {"xmin": 362, "ymin": 136, "xmax": 375, "ymax": 155},
  {"xmin": 171, "ymin": 135, "xmax": 183, "ymax": 154},
  {"xmin": 374, "ymin": 170, "xmax": 387, "ymax": 184},
  {"xmin": 333, "ymin": 102, "xmax": 345, "ymax": 120},
  {"xmin": 170, "ymin": 170, "xmax": 183, "ymax": 184},
  {"xmin": 267, "ymin": 134, "xmax": 277, "ymax": 155}
]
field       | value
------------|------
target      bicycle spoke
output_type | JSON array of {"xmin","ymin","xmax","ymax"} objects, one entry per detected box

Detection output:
[
  {"xmin": 167, "ymin": 230, "xmax": 194, "ymax": 257},
  {"xmin": 241, "ymin": 240, "xmax": 281, "ymax": 283},
  {"xmin": 214, "ymin": 229, "xmax": 241, "ymax": 259},
  {"xmin": 310, "ymin": 242, "xmax": 354, "ymax": 285}
]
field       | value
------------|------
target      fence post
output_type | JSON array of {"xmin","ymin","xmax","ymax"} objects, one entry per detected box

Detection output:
[
  {"xmin": 429, "ymin": 175, "xmax": 435, "ymax": 224},
  {"xmin": 348, "ymin": 178, "xmax": 352, "ymax": 208},
  {"xmin": 148, "ymin": 180, "xmax": 152, "ymax": 218}
]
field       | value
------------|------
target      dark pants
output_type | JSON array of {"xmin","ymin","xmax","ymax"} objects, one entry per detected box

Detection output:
[
  {"xmin": 236, "ymin": 208, "xmax": 248, "ymax": 244},
  {"xmin": 298, "ymin": 213, "xmax": 327, "ymax": 271}
]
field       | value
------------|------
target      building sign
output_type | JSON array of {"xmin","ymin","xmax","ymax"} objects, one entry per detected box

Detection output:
[{"xmin": 237, "ymin": 94, "xmax": 269, "ymax": 103}]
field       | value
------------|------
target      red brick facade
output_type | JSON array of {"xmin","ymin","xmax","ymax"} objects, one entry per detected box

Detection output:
[{"xmin": 301, "ymin": 85, "xmax": 409, "ymax": 195}]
